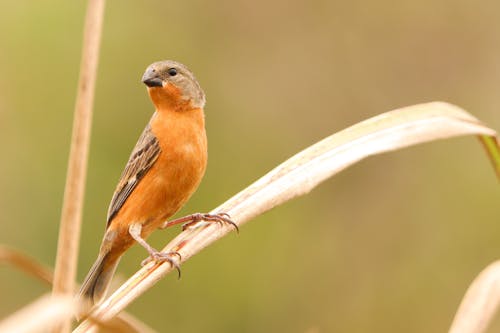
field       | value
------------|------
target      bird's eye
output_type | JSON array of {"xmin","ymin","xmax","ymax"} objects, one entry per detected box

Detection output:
[{"xmin": 167, "ymin": 68, "xmax": 177, "ymax": 76}]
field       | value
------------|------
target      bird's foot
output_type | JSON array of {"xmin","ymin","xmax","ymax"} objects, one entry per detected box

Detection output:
[
  {"xmin": 141, "ymin": 250, "xmax": 182, "ymax": 278},
  {"xmin": 161, "ymin": 212, "xmax": 239, "ymax": 233},
  {"xmin": 182, "ymin": 212, "xmax": 239, "ymax": 232}
]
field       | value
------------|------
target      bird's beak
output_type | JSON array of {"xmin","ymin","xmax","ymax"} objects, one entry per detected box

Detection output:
[{"xmin": 142, "ymin": 69, "xmax": 164, "ymax": 88}]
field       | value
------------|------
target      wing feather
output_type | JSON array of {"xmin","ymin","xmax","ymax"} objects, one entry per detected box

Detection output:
[{"xmin": 106, "ymin": 120, "xmax": 161, "ymax": 227}]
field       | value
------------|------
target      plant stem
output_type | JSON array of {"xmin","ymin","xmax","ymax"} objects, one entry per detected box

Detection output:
[{"xmin": 52, "ymin": 0, "xmax": 105, "ymax": 332}]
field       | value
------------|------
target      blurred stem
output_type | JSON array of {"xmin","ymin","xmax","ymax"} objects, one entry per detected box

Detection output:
[
  {"xmin": 0, "ymin": 244, "xmax": 157, "ymax": 332},
  {"xmin": 52, "ymin": 0, "xmax": 105, "ymax": 332},
  {"xmin": 0, "ymin": 245, "xmax": 53, "ymax": 285},
  {"xmin": 0, "ymin": 295, "xmax": 76, "ymax": 333}
]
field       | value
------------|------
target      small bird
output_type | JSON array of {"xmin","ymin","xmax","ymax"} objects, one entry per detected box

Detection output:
[{"xmin": 77, "ymin": 60, "xmax": 235, "ymax": 314}]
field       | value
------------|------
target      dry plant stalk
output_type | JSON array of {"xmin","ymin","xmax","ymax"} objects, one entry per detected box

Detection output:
[
  {"xmin": 52, "ymin": 0, "xmax": 105, "ymax": 332},
  {"xmin": 449, "ymin": 261, "xmax": 500, "ymax": 333},
  {"xmin": 0, "ymin": 245, "xmax": 53, "ymax": 285},
  {"xmin": 0, "ymin": 295, "xmax": 76, "ymax": 333},
  {"xmin": 74, "ymin": 102, "xmax": 499, "ymax": 332}
]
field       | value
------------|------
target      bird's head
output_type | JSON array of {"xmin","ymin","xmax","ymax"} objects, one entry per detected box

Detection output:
[{"xmin": 142, "ymin": 60, "xmax": 206, "ymax": 111}]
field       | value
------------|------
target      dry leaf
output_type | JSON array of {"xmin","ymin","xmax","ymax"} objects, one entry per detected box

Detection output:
[
  {"xmin": 74, "ymin": 101, "xmax": 499, "ymax": 332},
  {"xmin": 449, "ymin": 261, "xmax": 500, "ymax": 333}
]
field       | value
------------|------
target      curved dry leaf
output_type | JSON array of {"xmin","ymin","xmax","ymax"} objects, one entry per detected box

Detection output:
[
  {"xmin": 74, "ymin": 101, "xmax": 499, "ymax": 332},
  {"xmin": 448, "ymin": 261, "xmax": 500, "ymax": 333},
  {"xmin": 0, "ymin": 294, "xmax": 76, "ymax": 333}
]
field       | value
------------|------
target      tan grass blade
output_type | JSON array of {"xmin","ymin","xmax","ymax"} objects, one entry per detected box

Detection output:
[
  {"xmin": 74, "ymin": 101, "xmax": 499, "ymax": 332},
  {"xmin": 52, "ymin": 0, "xmax": 105, "ymax": 332},
  {"xmin": 0, "ymin": 245, "xmax": 53, "ymax": 285},
  {"xmin": 448, "ymin": 261, "xmax": 500, "ymax": 333},
  {"xmin": 0, "ymin": 295, "xmax": 76, "ymax": 333}
]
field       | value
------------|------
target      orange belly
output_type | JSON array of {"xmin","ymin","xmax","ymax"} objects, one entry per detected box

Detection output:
[{"xmin": 105, "ymin": 108, "xmax": 207, "ymax": 252}]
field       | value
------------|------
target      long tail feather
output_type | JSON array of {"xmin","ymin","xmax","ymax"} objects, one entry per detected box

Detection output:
[{"xmin": 76, "ymin": 251, "xmax": 120, "ymax": 318}]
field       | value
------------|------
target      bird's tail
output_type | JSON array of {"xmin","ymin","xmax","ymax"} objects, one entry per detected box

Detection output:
[{"xmin": 76, "ymin": 250, "xmax": 121, "ymax": 318}]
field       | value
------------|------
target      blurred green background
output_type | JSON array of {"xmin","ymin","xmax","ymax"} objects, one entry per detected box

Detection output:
[{"xmin": 1, "ymin": 1, "xmax": 499, "ymax": 332}]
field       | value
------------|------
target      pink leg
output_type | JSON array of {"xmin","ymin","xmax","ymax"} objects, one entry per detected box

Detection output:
[{"xmin": 129, "ymin": 223, "xmax": 182, "ymax": 278}]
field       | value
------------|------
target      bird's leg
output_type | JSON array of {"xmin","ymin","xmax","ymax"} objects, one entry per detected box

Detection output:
[
  {"xmin": 128, "ymin": 223, "xmax": 182, "ymax": 277},
  {"xmin": 160, "ymin": 212, "xmax": 239, "ymax": 233}
]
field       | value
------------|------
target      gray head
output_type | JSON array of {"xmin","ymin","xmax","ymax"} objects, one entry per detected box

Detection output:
[{"xmin": 142, "ymin": 60, "xmax": 206, "ymax": 109}]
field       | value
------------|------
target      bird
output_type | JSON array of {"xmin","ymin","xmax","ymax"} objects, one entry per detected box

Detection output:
[{"xmin": 77, "ymin": 60, "xmax": 236, "ymax": 315}]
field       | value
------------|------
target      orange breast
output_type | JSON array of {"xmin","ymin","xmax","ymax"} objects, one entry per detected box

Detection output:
[{"xmin": 107, "ymin": 107, "xmax": 207, "ymax": 248}]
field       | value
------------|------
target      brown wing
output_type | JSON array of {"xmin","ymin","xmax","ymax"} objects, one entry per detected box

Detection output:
[{"xmin": 106, "ymin": 120, "xmax": 161, "ymax": 227}]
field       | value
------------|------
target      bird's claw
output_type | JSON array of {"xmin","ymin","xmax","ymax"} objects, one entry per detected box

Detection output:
[
  {"xmin": 181, "ymin": 212, "xmax": 239, "ymax": 233},
  {"xmin": 141, "ymin": 251, "xmax": 182, "ymax": 278}
]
